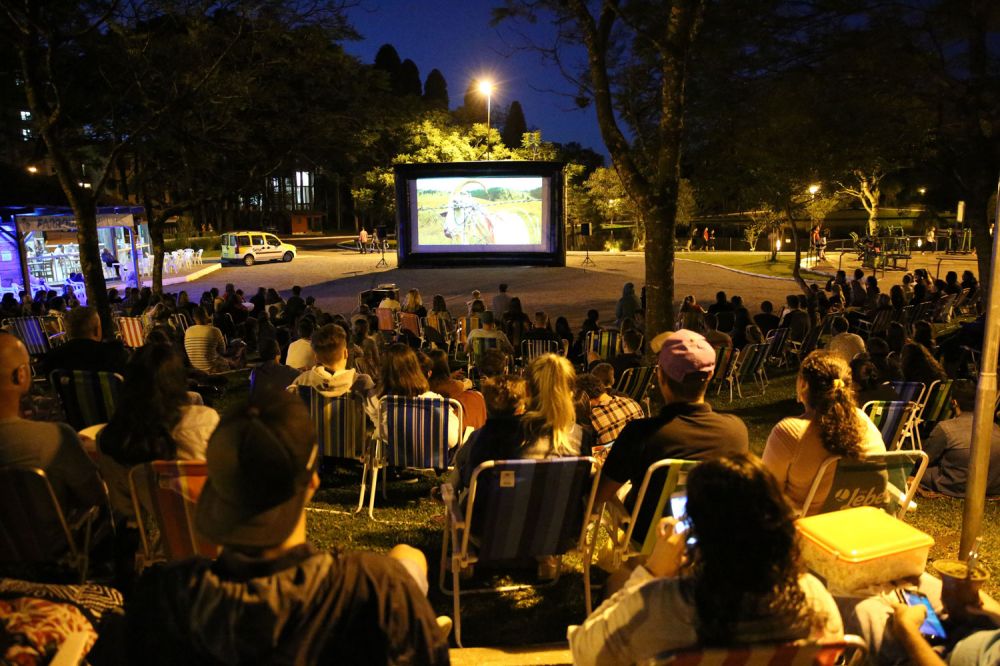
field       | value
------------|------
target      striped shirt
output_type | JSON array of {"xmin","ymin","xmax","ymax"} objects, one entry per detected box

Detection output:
[
  {"xmin": 184, "ymin": 324, "xmax": 226, "ymax": 373},
  {"xmin": 590, "ymin": 394, "xmax": 645, "ymax": 446}
]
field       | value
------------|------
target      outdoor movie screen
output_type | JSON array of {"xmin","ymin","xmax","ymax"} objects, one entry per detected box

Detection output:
[
  {"xmin": 410, "ymin": 176, "xmax": 549, "ymax": 253},
  {"xmin": 394, "ymin": 161, "xmax": 566, "ymax": 268}
]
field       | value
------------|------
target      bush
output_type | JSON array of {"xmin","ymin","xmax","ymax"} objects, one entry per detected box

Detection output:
[{"xmin": 164, "ymin": 236, "xmax": 220, "ymax": 253}]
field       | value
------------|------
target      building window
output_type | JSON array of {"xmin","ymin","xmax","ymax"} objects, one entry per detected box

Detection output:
[
  {"xmin": 20, "ymin": 111, "xmax": 31, "ymax": 121},
  {"xmin": 21, "ymin": 128, "xmax": 31, "ymax": 140},
  {"xmin": 293, "ymin": 170, "xmax": 313, "ymax": 209}
]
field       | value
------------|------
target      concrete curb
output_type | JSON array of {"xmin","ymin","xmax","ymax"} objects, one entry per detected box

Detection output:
[
  {"xmin": 141, "ymin": 261, "xmax": 221, "ymax": 287},
  {"xmin": 676, "ymin": 257, "xmax": 835, "ymax": 283}
]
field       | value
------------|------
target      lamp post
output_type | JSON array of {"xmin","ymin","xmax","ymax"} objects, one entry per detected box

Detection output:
[{"xmin": 478, "ymin": 79, "xmax": 493, "ymax": 160}]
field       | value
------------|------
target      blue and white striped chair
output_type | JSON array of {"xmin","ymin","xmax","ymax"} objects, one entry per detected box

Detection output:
[
  {"xmin": 863, "ymin": 400, "xmax": 921, "ymax": 450},
  {"xmin": 440, "ymin": 457, "xmax": 600, "ymax": 647}
]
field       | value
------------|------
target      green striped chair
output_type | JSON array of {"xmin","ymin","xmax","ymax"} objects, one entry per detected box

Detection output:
[
  {"xmin": 707, "ymin": 345, "xmax": 736, "ymax": 394},
  {"xmin": 916, "ymin": 379, "xmax": 954, "ymax": 445},
  {"xmin": 800, "ymin": 451, "xmax": 929, "ymax": 520},
  {"xmin": 602, "ymin": 458, "xmax": 699, "ymax": 571},
  {"xmin": 585, "ymin": 329, "xmax": 621, "ymax": 361},
  {"xmin": 440, "ymin": 456, "xmax": 600, "ymax": 647},
  {"xmin": 614, "ymin": 365, "xmax": 657, "ymax": 414},
  {"xmin": 129, "ymin": 461, "xmax": 218, "ymax": 564},
  {"xmin": 50, "ymin": 370, "xmax": 123, "ymax": 431},
  {"xmin": 862, "ymin": 400, "xmax": 921, "ymax": 451},
  {"xmin": 0, "ymin": 466, "xmax": 102, "ymax": 583},
  {"xmin": 361, "ymin": 396, "xmax": 463, "ymax": 518},
  {"xmin": 467, "ymin": 335, "xmax": 499, "ymax": 370}
]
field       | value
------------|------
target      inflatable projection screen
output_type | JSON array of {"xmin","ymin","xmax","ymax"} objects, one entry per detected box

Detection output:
[{"xmin": 394, "ymin": 161, "xmax": 566, "ymax": 267}]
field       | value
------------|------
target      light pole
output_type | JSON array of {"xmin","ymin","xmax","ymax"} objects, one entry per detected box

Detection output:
[{"xmin": 478, "ymin": 79, "xmax": 493, "ymax": 160}]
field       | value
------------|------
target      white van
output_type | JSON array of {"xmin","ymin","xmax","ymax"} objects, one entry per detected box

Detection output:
[{"xmin": 220, "ymin": 231, "xmax": 297, "ymax": 266}]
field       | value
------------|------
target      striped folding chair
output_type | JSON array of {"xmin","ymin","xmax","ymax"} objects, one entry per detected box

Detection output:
[
  {"xmin": 915, "ymin": 379, "xmax": 954, "ymax": 444},
  {"xmin": 6, "ymin": 317, "xmax": 59, "ymax": 356},
  {"xmin": 707, "ymin": 345, "xmax": 736, "ymax": 394},
  {"xmin": 440, "ymin": 457, "xmax": 600, "ymax": 647},
  {"xmin": 932, "ymin": 293, "xmax": 958, "ymax": 323},
  {"xmin": 585, "ymin": 329, "xmax": 621, "ymax": 361},
  {"xmin": 129, "ymin": 461, "xmax": 218, "ymax": 564},
  {"xmin": 50, "ymin": 370, "xmax": 123, "ymax": 431},
  {"xmin": 601, "ymin": 458, "xmax": 698, "ymax": 571},
  {"xmin": 169, "ymin": 313, "xmax": 189, "ymax": 334},
  {"xmin": 398, "ymin": 312, "xmax": 423, "ymax": 345},
  {"xmin": 521, "ymin": 338, "xmax": 560, "ymax": 362},
  {"xmin": 889, "ymin": 380, "xmax": 926, "ymax": 408},
  {"xmin": 454, "ymin": 316, "xmax": 482, "ymax": 347},
  {"xmin": 361, "ymin": 396, "xmax": 463, "ymax": 518},
  {"xmin": 764, "ymin": 326, "xmax": 789, "ymax": 366},
  {"xmin": 799, "ymin": 451, "xmax": 929, "ymax": 520},
  {"xmin": 733, "ymin": 342, "xmax": 770, "ymax": 400},
  {"xmin": 467, "ymin": 336, "xmax": 499, "ymax": 370},
  {"xmin": 0, "ymin": 466, "xmax": 102, "ymax": 582},
  {"xmin": 614, "ymin": 366, "xmax": 657, "ymax": 414},
  {"xmin": 424, "ymin": 313, "xmax": 452, "ymax": 348},
  {"xmin": 862, "ymin": 400, "xmax": 921, "ymax": 450},
  {"xmin": 116, "ymin": 316, "xmax": 147, "ymax": 349},
  {"xmin": 641, "ymin": 635, "xmax": 867, "ymax": 665},
  {"xmin": 375, "ymin": 308, "xmax": 397, "ymax": 340},
  {"xmin": 856, "ymin": 309, "xmax": 892, "ymax": 339}
]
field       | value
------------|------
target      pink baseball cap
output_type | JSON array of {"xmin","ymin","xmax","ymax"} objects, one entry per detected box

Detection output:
[{"xmin": 657, "ymin": 329, "xmax": 716, "ymax": 382}]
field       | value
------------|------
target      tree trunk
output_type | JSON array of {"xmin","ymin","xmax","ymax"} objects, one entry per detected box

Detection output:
[
  {"xmin": 868, "ymin": 201, "xmax": 880, "ymax": 236},
  {"xmin": 74, "ymin": 207, "xmax": 113, "ymax": 337},
  {"xmin": 785, "ymin": 206, "xmax": 809, "ymax": 295},
  {"xmin": 643, "ymin": 197, "xmax": 676, "ymax": 337},
  {"xmin": 966, "ymin": 193, "xmax": 994, "ymax": 303}
]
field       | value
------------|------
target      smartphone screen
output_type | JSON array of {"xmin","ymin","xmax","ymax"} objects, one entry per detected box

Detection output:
[
  {"xmin": 903, "ymin": 591, "xmax": 947, "ymax": 641},
  {"xmin": 669, "ymin": 492, "xmax": 696, "ymax": 544}
]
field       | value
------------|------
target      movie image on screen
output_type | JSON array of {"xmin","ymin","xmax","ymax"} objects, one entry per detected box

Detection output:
[
  {"xmin": 415, "ymin": 176, "xmax": 544, "ymax": 250},
  {"xmin": 394, "ymin": 161, "xmax": 565, "ymax": 268}
]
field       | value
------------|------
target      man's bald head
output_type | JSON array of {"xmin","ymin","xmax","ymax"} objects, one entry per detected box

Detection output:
[{"xmin": 0, "ymin": 333, "xmax": 30, "ymax": 397}]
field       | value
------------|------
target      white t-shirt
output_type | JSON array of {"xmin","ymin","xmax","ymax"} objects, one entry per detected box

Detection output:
[{"xmin": 568, "ymin": 568, "xmax": 843, "ymax": 666}]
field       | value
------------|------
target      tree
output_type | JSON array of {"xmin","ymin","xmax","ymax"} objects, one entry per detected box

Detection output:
[
  {"xmin": 374, "ymin": 43, "xmax": 401, "ymax": 77},
  {"xmin": 744, "ymin": 208, "xmax": 779, "ymax": 253},
  {"xmin": 495, "ymin": 0, "xmax": 708, "ymax": 335},
  {"xmin": 397, "ymin": 58, "xmax": 422, "ymax": 97},
  {"xmin": 501, "ymin": 101, "xmax": 527, "ymax": 148},
  {"xmin": 423, "ymin": 68, "xmax": 449, "ymax": 108}
]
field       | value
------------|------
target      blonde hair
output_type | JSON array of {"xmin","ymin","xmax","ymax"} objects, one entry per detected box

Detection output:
[
  {"xmin": 403, "ymin": 288, "xmax": 423, "ymax": 313},
  {"xmin": 522, "ymin": 354, "xmax": 577, "ymax": 453}
]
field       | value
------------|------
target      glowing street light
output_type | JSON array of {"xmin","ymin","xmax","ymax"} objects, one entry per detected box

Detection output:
[
  {"xmin": 478, "ymin": 79, "xmax": 493, "ymax": 160},
  {"xmin": 25, "ymin": 165, "xmax": 38, "ymax": 174},
  {"xmin": 918, "ymin": 187, "xmax": 927, "ymax": 195},
  {"xmin": 808, "ymin": 183, "xmax": 821, "ymax": 196}
]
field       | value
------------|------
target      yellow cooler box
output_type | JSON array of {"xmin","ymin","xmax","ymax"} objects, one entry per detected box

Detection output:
[{"xmin": 796, "ymin": 506, "xmax": 934, "ymax": 593}]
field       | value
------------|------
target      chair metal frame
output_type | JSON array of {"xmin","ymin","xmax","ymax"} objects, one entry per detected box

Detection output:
[
  {"xmin": 520, "ymin": 338, "xmax": 560, "ymax": 363},
  {"xmin": 641, "ymin": 635, "xmax": 868, "ymax": 666},
  {"xmin": 439, "ymin": 456, "xmax": 600, "ymax": 647},
  {"xmin": 862, "ymin": 399, "xmax": 922, "ymax": 450},
  {"xmin": 799, "ymin": 450, "xmax": 929, "ymax": 519},
  {"xmin": 0, "ymin": 466, "xmax": 99, "ymax": 583}
]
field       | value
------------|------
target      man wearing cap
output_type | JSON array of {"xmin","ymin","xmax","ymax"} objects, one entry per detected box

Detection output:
[
  {"xmin": 594, "ymin": 329, "xmax": 749, "ymax": 539},
  {"xmin": 121, "ymin": 393, "xmax": 449, "ymax": 664}
]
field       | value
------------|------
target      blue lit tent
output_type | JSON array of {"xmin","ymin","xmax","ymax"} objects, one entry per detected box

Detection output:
[{"xmin": 0, "ymin": 205, "xmax": 147, "ymax": 299}]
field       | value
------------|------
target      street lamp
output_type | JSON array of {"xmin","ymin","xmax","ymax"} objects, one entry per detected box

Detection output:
[
  {"xmin": 478, "ymin": 79, "xmax": 493, "ymax": 160},
  {"xmin": 918, "ymin": 187, "xmax": 927, "ymax": 195},
  {"xmin": 25, "ymin": 165, "xmax": 38, "ymax": 174},
  {"xmin": 808, "ymin": 183, "xmax": 821, "ymax": 196}
]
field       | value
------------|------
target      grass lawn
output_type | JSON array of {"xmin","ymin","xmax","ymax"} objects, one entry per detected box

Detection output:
[
  {"xmin": 679, "ymin": 251, "xmax": 831, "ymax": 281},
  {"xmin": 222, "ymin": 366, "xmax": 997, "ymax": 647}
]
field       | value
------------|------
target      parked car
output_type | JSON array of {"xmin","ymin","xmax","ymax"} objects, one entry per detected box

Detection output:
[{"xmin": 220, "ymin": 231, "xmax": 297, "ymax": 266}]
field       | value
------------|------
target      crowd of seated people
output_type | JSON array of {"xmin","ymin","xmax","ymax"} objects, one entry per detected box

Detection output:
[{"xmin": 1, "ymin": 264, "xmax": 997, "ymax": 664}]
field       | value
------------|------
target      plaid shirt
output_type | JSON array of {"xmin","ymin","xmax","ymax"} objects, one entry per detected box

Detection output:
[{"xmin": 590, "ymin": 394, "xmax": 645, "ymax": 446}]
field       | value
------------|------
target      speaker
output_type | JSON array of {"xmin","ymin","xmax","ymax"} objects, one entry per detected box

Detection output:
[{"xmin": 580, "ymin": 223, "xmax": 591, "ymax": 237}]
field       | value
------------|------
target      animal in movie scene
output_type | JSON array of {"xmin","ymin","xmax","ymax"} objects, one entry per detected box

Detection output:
[{"xmin": 418, "ymin": 178, "xmax": 542, "ymax": 246}]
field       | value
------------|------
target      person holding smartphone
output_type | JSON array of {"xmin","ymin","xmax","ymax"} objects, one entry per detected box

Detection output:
[
  {"xmin": 891, "ymin": 591, "xmax": 1000, "ymax": 665},
  {"xmin": 568, "ymin": 453, "xmax": 843, "ymax": 665}
]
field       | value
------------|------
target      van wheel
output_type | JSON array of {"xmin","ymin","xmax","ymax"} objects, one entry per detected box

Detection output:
[
  {"xmin": 243, "ymin": 254, "xmax": 255, "ymax": 266},
  {"xmin": 282, "ymin": 252, "xmax": 294, "ymax": 263}
]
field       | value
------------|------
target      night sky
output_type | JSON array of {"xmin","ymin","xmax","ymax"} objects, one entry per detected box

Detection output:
[{"xmin": 343, "ymin": 0, "xmax": 608, "ymax": 160}]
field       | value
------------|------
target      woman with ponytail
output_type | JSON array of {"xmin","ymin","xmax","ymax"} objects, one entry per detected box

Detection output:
[{"xmin": 762, "ymin": 350, "xmax": 885, "ymax": 515}]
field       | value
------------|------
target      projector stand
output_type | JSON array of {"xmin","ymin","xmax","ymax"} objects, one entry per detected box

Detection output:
[
  {"xmin": 375, "ymin": 240, "xmax": 388, "ymax": 268},
  {"xmin": 581, "ymin": 246, "xmax": 596, "ymax": 268}
]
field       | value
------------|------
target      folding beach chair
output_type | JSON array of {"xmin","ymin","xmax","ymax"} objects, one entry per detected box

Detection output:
[
  {"xmin": 601, "ymin": 458, "xmax": 698, "ymax": 570},
  {"xmin": 467, "ymin": 336, "xmax": 499, "ymax": 370},
  {"xmin": 932, "ymin": 293, "xmax": 958, "ymax": 323},
  {"xmin": 295, "ymin": 386, "xmax": 369, "ymax": 514},
  {"xmin": 863, "ymin": 400, "xmax": 920, "ymax": 450},
  {"xmin": 915, "ymin": 379, "xmax": 954, "ymax": 443},
  {"xmin": 50, "ymin": 369, "xmax": 122, "ymax": 431},
  {"xmin": 398, "ymin": 312, "xmax": 423, "ymax": 345},
  {"xmin": 6, "ymin": 317, "xmax": 62, "ymax": 356},
  {"xmin": 889, "ymin": 380, "xmax": 926, "ymax": 408},
  {"xmin": 707, "ymin": 345, "xmax": 736, "ymax": 394},
  {"xmin": 0, "ymin": 466, "xmax": 102, "ymax": 582},
  {"xmin": 116, "ymin": 316, "xmax": 147, "ymax": 349},
  {"xmin": 585, "ymin": 329, "xmax": 621, "ymax": 361},
  {"xmin": 799, "ymin": 451, "xmax": 929, "ymax": 520},
  {"xmin": 361, "ymin": 396, "xmax": 463, "ymax": 518},
  {"xmin": 614, "ymin": 366, "xmax": 657, "ymax": 414},
  {"xmin": 521, "ymin": 338, "xmax": 560, "ymax": 363},
  {"xmin": 856, "ymin": 309, "xmax": 892, "ymax": 339},
  {"xmin": 454, "ymin": 316, "xmax": 482, "ymax": 347},
  {"xmin": 424, "ymin": 313, "xmax": 452, "ymax": 348},
  {"xmin": 169, "ymin": 313, "xmax": 189, "ymax": 333},
  {"xmin": 129, "ymin": 460, "xmax": 218, "ymax": 564},
  {"xmin": 440, "ymin": 456, "xmax": 600, "ymax": 647},
  {"xmin": 764, "ymin": 326, "xmax": 789, "ymax": 366},
  {"xmin": 375, "ymin": 308, "xmax": 397, "ymax": 341},
  {"xmin": 641, "ymin": 635, "xmax": 868, "ymax": 666}
]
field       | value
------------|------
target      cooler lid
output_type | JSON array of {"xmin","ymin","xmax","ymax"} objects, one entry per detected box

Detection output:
[{"xmin": 796, "ymin": 506, "xmax": 934, "ymax": 563}]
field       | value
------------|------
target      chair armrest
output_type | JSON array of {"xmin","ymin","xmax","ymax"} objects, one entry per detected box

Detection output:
[{"xmin": 440, "ymin": 483, "xmax": 466, "ymax": 527}]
